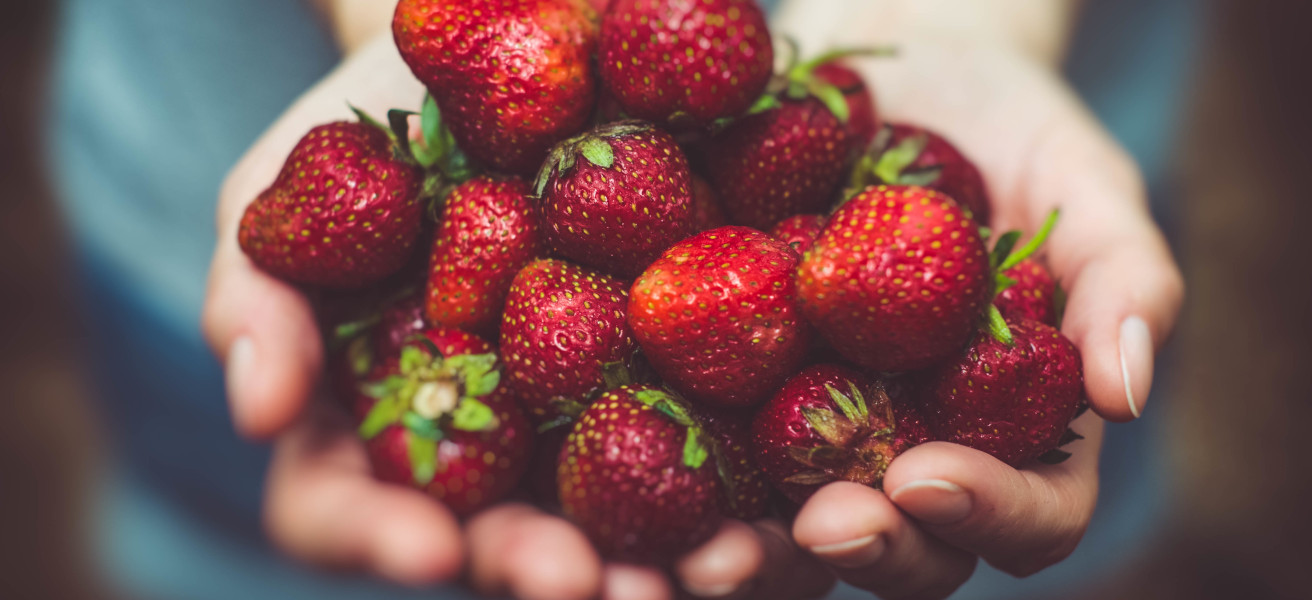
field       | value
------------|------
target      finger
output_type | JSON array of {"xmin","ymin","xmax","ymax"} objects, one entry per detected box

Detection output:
[
  {"xmin": 263, "ymin": 406, "xmax": 464, "ymax": 585},
  {"xmin": 752, "ymin": 520, "xmax": 836, "ymax": 600},
  {"xmin": 1015, "ymin": 114, "xmax": 1185, "ymax": 422},
  {"xmin": 793, "ymin": 483, "xmax": 976, "ymax": 600},
  {"xmin": 673, "ymin": 520, "xmax": 764, "ymax": 599},
  {"xmin": 202, "ymin": 236, "xmax": 322, "ymax": 438},
  {"xmin": 884, "ymin": 413, "xmax": 1103, "ymax": 577},
  {"xmin": 466, "ymin": 504, "xmax": 603, "ymax": 600},
  {"xmin": 604, "ymin": 565, "xmax": 674, "ymax": 600}
]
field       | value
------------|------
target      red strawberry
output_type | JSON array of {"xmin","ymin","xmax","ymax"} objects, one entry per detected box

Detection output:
[
  {"xmin": 599, "ymin": 0, "xmax": 773, "ymax": 129},
  {"xmin": 535, "ymin": 121, "xmax": 694, "ymax": 278},
  {"xmin": 814, "ymin": 61, "xmax": 881, "ymax": 148},
  {"xmin": 500, "ymin": 259, "xmax": 638, "ymax": 423},
  {"xmin": 629, "ymin": 227, "xmax": 811, "ymax": 408},
  {"xmin": 239, "ymin": 118, "xmax": 425, "ymax": 288},
  {"xmin": 769, "ymin": 214, "xmax": 827, "ymax": 255},
  {"xmin": 698, "ymin": 408, "xmax": 771, "ymax": 520},
  {"xmin": 393, "ymin": 0, "xmax": 599, "ymax": 176},
  {"xmin": 752, "ymin": 365, "xmax": 926, "ymax": 503},
  {"xmin": 426, "ymin": 175, "xmax": 543, "ymax": 334},
  {"xmin": 796, "ymin": 185, "xmax": 991, "ymax": 372},
  {"xmin": 919, "ymin": 318, "xmax": 1084, "ymax": 466},
  {"xmin": 995, "ymin": 258, "xmax": 1059, "ymax": 326},
  {"xmin": 850, "ymin": 123, "xmax": 992, "ymax": 224},
  {"xmin": 357, "ymin": 333, "xmax": 532, "ymax": 516},
  {"xmin": 559, "ymin": 385, "xmax": 722, "ymax": 562},
  {"xmin": 690, "ymin": 175, "xmax": 729, "ymax": 233}
]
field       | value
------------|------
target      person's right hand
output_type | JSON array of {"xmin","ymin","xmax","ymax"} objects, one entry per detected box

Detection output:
[{"xmin": 202, "ymin": 33, "xmax": 832, "ymax": 600}]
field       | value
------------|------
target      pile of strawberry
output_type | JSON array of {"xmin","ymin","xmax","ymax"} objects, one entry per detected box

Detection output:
[{"xmin": 240, "ymin": 0, "xmax": 1085, "ymax": 565}]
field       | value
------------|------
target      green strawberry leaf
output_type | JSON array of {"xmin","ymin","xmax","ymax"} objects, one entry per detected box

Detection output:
[
  {"xmin": 579, "ymin": 137, "xmax": 615, "ymax": 169},
  {"xmin": 359, "ymin": 375, "xmax": 407, "ymax": 401},
  {"xmin": 824, "ymin": 383, "xmax": 863, "ymax": 423},
  {"xmin": 809, "ymin": 81, "xmax": 850, "ymax": 123},
  {"xmin": 548, "ymin": 397, "xmax": 587, "ymax": 419},
  {"xmin": 349, "ymin": 104, "xmax": 392, "ymax": 141},
  {"xmin": 399, "ymin": 345, "xmax": 430, "ymax": 374},
  {"xmin": 989, "ymin": 231, "xmax": 1022, "ymax": 272},
  {"xmin": 466, "ymin": 370, "xmax": 501, "ymax": 398},
  {"xmin": 408, "ymin": 433, "xmax": 439, "ymax": 486},
  {"xmin": 984, "ymin": 304, "xmax": 1014, "ymax": 346},
  {"xmin": 402, "ymin": 411, "xmax": 445, "ymax": 441},
  {"xmin": 747, "ymin": 93, "xmax": 783, "ymax": 115},
  {"xmin": 1058, "ymin": 428, "xmax": 1085, "ymax": 446},
  {"xmin": 682, "ymin": 428, "xmax": 710, "ymax": 470},
  {"xmin": 1036, "ymin": 448, "xmax": 1073, "ymax": 465},
  {"xmin": 996, "ymin": 274, "xmax": 1019, "ymax": 294},
  {"xmin": 639, "ymin": 390, "xmax": 696, "ymax": 427},
  {"xmin": 896, "ymin": 166, "xmax": 943, "ymax": 187},
  {"xmin": 346, "ymin": 337, "xmax": 374, "ymax": 378},
  {"xmin": 420, "ymin": 95, "xmax": 445, "ymax": 161},
  {"xmin": 997, "ymin": 210, "xmax": 1060, "ymax": 273},
  {"xmin": 450, "ymin": 398, "xmax": 499, "ymax": 432},
  {"xmin": 874, "ymin": 134, "xmax": 928, "ymax": 185},
  {"xmin": 846, "ymin": 380, "xmax": 871, "ymax": 422},
  {"xmin": 600, "ymin": 361, "xmax": 632, "ymax": 390},
  {"xmin": 359, "ymin": 391, "xmax": 408, "ymax": 440},
  {"xmin": 536, "ymin": 414, "xmax": 578, "ymax": 434},
  {"xmin": 801, "ymin": 405, "xmax": 854, "ymax": 446}
]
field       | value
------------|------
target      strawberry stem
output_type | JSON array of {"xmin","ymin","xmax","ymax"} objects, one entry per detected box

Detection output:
[
  {"xmin": 998, "ymin": 210, "xmax": 1060, "ymax": 272},
  {"xmin": 984, "ymin": 304, "xmax": 1014, "ymax": 346}
]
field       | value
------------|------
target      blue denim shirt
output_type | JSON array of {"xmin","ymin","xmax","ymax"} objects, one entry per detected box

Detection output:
[{"xmin": 49, "ymin": 1, "xmax": 1198, "ymax": 598}]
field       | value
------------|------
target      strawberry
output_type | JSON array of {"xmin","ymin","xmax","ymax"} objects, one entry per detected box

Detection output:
[
  {"xmin": 697, "ymin": 408, "xmax": 771, "ymax": 520},
  {"xmin": 239, "ymin": 117, "xmax": 425, "ymax": 288},
  {"xmin": 346, "ymin": 325, "xmax": 495, "ymax": 423},
  {"xmin": 796, "ymin": 185, "xmax": 992, "ymax": 372},
  {"xmin": 995, "ymin": 258, "xmax": 1060, "ymax": 326},
  {"xmin": 849, "ymin": 123, "xmax": 992, "ymax": 224},
  {"xmin": 393, "ymin": 0, "xmax": 599, "ymax": 176},
  {"xmin": 426, "ymin": 175, "xmax": 543, "ymax": 334},
  {"xmin": 690, "ymin": 175, "xmax": 729, "ymax": 233},
  {"xmin": 918, "ymin": 318, "xmax": 1084, "ymax": 466},
  {"xmin": 700, "ymin": 51, "xmax": 879, "ymax": 230},
  {"xmin": 558, "ymin": 385, "xmax": 721, "ymax": 562},
  {"xmin": 628, "ymin": 227, "xmax": 812, "ymax": 408},
  {"xmin": 751, "ymin": 365, "xmax": 926, "ymax": 503},
  {"xmin": 769, "ymin": 214, "xmax": 827, "ymax": 255},
  {"xmin": 814, "ymin": 61, "xmax": 881, "ymax": 148},
  {"xmin": 598, "ymin": 0, "xmax": 773, "ymax": 129},
  {"xmin": 357, "ymin": 332, "xmax": 532, "ymax": 516},
  {"xmin": 500, "ymin": 259, "xmax": 638, "ymax": 423},
  {"xmin": 535, "ymin": 121, "xmax": 694, "ymax": 278}
]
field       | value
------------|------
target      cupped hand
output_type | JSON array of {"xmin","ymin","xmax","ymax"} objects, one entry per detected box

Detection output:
[
  {"xmin": 777, "ymin": 12, "xmax": 1185, "ymax": 600},
  {"xmin": 202, "ymin": 34, "xmax": 830, "ymax": 599}
]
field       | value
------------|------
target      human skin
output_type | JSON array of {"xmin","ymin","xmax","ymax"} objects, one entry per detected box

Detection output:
[{"xmin": 202, "ymin": 1, "xmax": 1183, "ymax": 598}]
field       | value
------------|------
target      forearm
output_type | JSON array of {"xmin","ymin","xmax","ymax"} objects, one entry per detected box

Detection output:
[
  {"xmin": 772, "ymin": 0, "xmax": 1081, "ymax": 68},
  {"xmin": 308, "ymin": 0, "xmax": 398, "ymax": 54}
]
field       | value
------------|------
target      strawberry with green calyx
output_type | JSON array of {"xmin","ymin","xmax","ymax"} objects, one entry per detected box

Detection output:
[
  {"xmin": 919, "ymin": 318, "xmax": 1085, "ymax": 467},
  {"xmin": 357, "ymin": 336, "xmax": 532, "ymax": 516},
  {"xmin": 848, "ymin": 123, "xmax": 992, "ymax": 224},
  {"xmin": 499, "ymin": 259, "xmax": 638, "ymax": 424},
  {"xmin": 701, "ymin": 48, "xmax": 890, "ymax": 230},
  {"xmin": 558, "ymin": 385, "xmax": 722, "ymax": 563},
  {"xmin": 980, "ymin": 210, "xmax": 1060, "ymax": 345},
  {"xmin": 628, "ymin": 227, "xmax": 812, "ymax": 409},
  {"xmin": 769, "ymin": 214, "xmax": 827, "ymax": 255},
  {"xmin": 751, "ymin": 365, "xmax": 927, "ymax": 504},
  {"xmin": 393, "ymin": 0, "xmax": 599, "ymax": 176},
  {"xmin": 534, "ymin": 121, "xmax": 694, "ymax": 278},
  {"xmin": 598, "ymin": 0, "xmax": 774, "ymax": 130},
  {"xmin": 239, "ymin": 104, "xmax": 445, "ymax": 288},
  {"xmin": 995, "ymin": 258, "xmax": 1060, "ymax": 327}
]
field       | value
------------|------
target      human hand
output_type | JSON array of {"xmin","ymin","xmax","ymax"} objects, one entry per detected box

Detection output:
[
  {"xmin": 202, "ymin": 33, "xmax": 832, "ymax": 599},
  {"xmin": 774, "ymin": 6, "xmax": 1185, "ymax": 599}
]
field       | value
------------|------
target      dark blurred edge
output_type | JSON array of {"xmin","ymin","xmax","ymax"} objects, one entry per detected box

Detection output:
[{"xmin": 0, "ymin": 1, "xmax": 105, "ymax": 599}]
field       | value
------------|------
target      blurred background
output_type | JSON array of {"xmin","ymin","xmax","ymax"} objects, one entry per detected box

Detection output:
[{"xmin": 2, "ymin": 1, "xmax": 1309, "ymax": 599}]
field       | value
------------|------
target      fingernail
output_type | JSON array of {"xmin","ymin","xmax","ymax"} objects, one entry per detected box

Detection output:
[
  {"xmin": 889, "ymin": 479, "xmax": 972, "ymax": 525},
  {"xmin": 809, "ymin": 534, "xmax": 885, "ymax": 569},
  {"xmin": 226, "ymin": 336, "xmax": 256, "ymax": 403},
  {"xmin": 684, "ymin": 580, "xmax": 742, "ymax": 598},
  {"xmin": 1118, "ymin": 316, "xmax": 1154, "ymax": 419}
]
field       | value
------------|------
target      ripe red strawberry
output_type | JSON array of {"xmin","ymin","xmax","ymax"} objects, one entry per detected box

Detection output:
[
  {"xmin": 995, "ymin": 258, "xmax": 1059, "ymax": 326},
  {"xmin": 797, "ymin": 185, "xmax": 991, "ymax": 372},
  {"xmin": 769, "ymin": 214, "xmax": 827, "ymax": 255},
  {"xmin": 559, "ymin": 386, "xmax": 721, "ymax": 562},
  {"xmin": 239, "ymin": 119, "xmax": 425, "ymax": 288},
  {"xmin": 535, "ymin": 121, "xmax": 694, "ymax": 278},
  {"xmin": 500, "ymin": 259, "xmax": 638, "ymax": 423},
  {"xmin": 393, "ymin": 0, "xmax": 599, "ymax": 175},
  {"xmin": 357, "ymin": 333, "xmax": 532, "ymax": 516},
  {"xmin": 919, "ymin": 318, "xmax": 1084, "ymax": 466},
  {"xmin": 850, "ymin": 123, "xmax": 992, "ymax": 224},
  {"xmin": 690, "ymin": 175, "xmax": 729, "ymax": 233},
  {"xmin": 697, "ymin": 408, "xmax": 770, "ymax": 520},
  {"xmin": 752, "ymin": 365, "xmax": 927, "ymax": 503},
  {"xmin": 814, "ymin": 61, "xmax": 880, "ymax": 148},
  {"xmin": 629, "ymin": 227, "xmax": 811, "ymax": 408},
  {"xmin": 599, "ymin": 0, "xmax": 773, "ymax": 129},
  {"xmin": 426, "ymin": 175, "xmax": 543, "ymax": 334}
]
